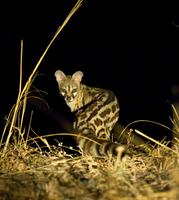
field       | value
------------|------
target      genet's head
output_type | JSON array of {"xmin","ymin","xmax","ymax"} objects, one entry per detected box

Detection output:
[{"xmin": 55, "ymin": 70, "xmax": 83, "ymax": 103}]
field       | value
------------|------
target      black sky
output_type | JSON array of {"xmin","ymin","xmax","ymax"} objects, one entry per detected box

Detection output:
[{"xmin": 0, "ymin": 1, "xmax": 179, "ymax": 140}]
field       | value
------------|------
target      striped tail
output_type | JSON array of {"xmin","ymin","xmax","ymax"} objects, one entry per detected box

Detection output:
[{"xmin": 75, "ymin": 133, "xmax": 126, "ymax": 158}]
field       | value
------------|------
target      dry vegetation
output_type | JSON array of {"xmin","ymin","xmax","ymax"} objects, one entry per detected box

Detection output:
[
  {"xmin": 0, "ymin": 134, "xmax": 179, "ymax": 200},
  {"xmin": 1, "ymin": 1, "xmax": 179, "ymax": 200}
]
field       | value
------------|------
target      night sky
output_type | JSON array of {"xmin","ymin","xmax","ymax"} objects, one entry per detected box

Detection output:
[{"xmin": 0, "ymin": 1, "xmax": 179, "ymax": 142}]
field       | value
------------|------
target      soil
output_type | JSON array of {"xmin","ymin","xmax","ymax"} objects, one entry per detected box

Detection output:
[{"xmin": 0, "ymin": 143, "xmax": 178, "ymax": 200}]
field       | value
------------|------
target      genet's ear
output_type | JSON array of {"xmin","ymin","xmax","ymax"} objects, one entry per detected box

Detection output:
[
  {"xmin": 72, "ymin": 71, "xmax": 83, "ymax": 83},
  {"xmin": 54, "ymin": 70, "xmax": 66, "ymax": 82}
]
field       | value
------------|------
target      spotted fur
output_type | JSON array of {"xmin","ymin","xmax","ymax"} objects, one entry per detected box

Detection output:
[{"xmin": 55, "ymin": 70, "xmax": 125, "ymax": 157}]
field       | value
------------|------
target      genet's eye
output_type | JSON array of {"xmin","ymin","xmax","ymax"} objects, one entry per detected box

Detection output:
[
  {"xmin": 60, "ymin": 88, "xmax": 66, "ymax": 96},
  {"xmin": 72, "ymin": 88, "xmax": 77, "ymax": 93},
  {"xmin": 72, "ymin": 88, "xmax": 78, "ymax": 97}
]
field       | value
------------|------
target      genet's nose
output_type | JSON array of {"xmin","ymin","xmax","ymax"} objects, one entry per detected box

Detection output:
[{"xmin": 66, "ymin": 96, "xmax": 73, "ymax": 102}]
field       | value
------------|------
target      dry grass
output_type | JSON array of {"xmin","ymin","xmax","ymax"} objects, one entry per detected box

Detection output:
[
  {"xmin": 0, "ymin": 0, "xmax": 179, "ymax": 199},
  {"xmin": 0, "ymin": 141, "xmax": 179, "ymax": 200}
]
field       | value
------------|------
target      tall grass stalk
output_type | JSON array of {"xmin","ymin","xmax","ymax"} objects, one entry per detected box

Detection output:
[{"xmin": 1, "ymin": 0, "xmax": 83, "ymax": 156}]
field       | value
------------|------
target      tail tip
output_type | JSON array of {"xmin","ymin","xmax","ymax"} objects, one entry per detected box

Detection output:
[{"xmin": 115, "ymin": 145, "xmax": 126, "ymax": 159}]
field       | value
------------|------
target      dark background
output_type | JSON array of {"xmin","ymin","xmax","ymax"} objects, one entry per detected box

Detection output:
[{"xmin": 0, "ymin": 1, "xmax": 179, "ymax": 143}]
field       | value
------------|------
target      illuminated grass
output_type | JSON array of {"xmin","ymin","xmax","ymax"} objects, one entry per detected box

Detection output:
[{"xmin": 0, "ymin": 0, "xmax": 83, "ymax": 156}]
